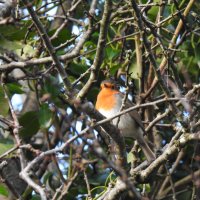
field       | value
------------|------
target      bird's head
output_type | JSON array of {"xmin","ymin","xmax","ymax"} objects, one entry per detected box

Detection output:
[{"xmin": 100, "ymin": 79, "xmax": 120, "ymax": 91}]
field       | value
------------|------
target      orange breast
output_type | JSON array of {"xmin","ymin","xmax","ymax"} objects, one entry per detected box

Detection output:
[{"xmin": 95, "ymin": 88, "xmax": 119, "ymax": 111}]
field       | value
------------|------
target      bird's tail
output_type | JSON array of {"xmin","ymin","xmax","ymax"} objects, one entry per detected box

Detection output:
[{"xmin": 139, "ymin": 140, "xmax": 156, "ymax": 162}]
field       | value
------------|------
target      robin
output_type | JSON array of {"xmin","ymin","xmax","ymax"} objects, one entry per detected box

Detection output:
[{"xmin": 95, "ymin": 79, "xmax": 155, "ymax": 162}]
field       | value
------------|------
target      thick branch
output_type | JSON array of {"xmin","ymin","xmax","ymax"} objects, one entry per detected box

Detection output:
[{"xmin": 131, "ymin": 132, "xmax": 200, "ymax": 182}]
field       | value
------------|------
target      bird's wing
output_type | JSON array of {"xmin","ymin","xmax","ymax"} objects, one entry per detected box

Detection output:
[{"xmin": 119, "ymin": 93, "xmax": 145, "ymax": 132}]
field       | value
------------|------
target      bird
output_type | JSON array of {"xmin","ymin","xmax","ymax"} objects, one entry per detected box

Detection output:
[
  {"xmin": 0, "ymin": 0, "xmax": 16, "ymax": 18},
  {"xmin": 95, "ymin": 79, "xmax": 155, "ymax": 162}
]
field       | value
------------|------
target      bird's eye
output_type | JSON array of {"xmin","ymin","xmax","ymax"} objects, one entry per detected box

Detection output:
[
  {"xmin": 103, "ymin": 83, "xmax": 116, "ymax": 89},
  {"xmin": 104, "ymin": 83, "xmax": 108, "ymax": 88}
]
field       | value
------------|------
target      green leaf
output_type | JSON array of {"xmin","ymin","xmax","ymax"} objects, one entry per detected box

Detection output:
[
  {"xmin": 31, "ymin": 195, "xmax": 41, "ymax": 200},
  {"xmin": 0, "ymin": 184, "xmax": 9, "ymax": 197},
  {"xmin": 194, "ymin": 44, "xmax": 200, "ymax": 61},
  {"xmin": 0, "ymin": 35, "xmax": 35, "ymax": 59},
  {"xmin": 44, "ymin": 76, "xmax": 60, "ymax": 98},
  {"xmin": 0, "ymin": 21, "xmax": 33, "ymax": 41},
  {"xmin": 175, "ymin": 189, "xmax": 192, "ymax": 200},
  {"xmin": 110, "ymin": 63, "xmax": 121, "ymax": 76},
  {"xmin": 69, "ymin": 62, "xmax": 88, "ymax": 76},
  {"xmin": 91, "ymin": 32, "xmax": 99, "ymax": 43},
  {"xmin": 50, "ymin": 29, "xmax": 71, "ymax": 47},
  {"xmin": 129, "ymin": 62, "xmax": 141, "ymax": 79},
  {"xmin": 43, "ymin": 172, "xmax": 53, "ymax": 184},
  {"xmin": 0, "ymin": 86, "xmax": 9, "ymax": 116},
  {"xmin": 35, "ymin": 0, "xmax": 43, "ymax": 8},
  {"xmin": 0, "ymin": 142, "xmax": 14, "ymax": 155},
  {"xmin": 7, "ymin": 83, "xmax": 24, "ymax": 95},
  {"xmin": 105, "ymin": 47, "xmax": 120, "ymax": 61},
  {"xmin": 17, "ymin": 43, "xmax": 35, "ymax": 59},
  {"xmin": 148, "ymin": 4, "xmax": 159, "ymax": 21},
  {"xmin": 39, "ymin": 104, "xmax": 53, "ymax": 130},
  {"xmin": 127, "ymin": 152, "xmax": 136, "ymax": 163},
  {"xmin": 84, "ymin": 41, "xmax": 96, "ymax": 49},
  {"xmin": 87, "ymin": 87, "xmax": 99, "ymax": 102},
  {"xmin": 19, "ymin": 111, "xmax": 40, "ymax": 139}
]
